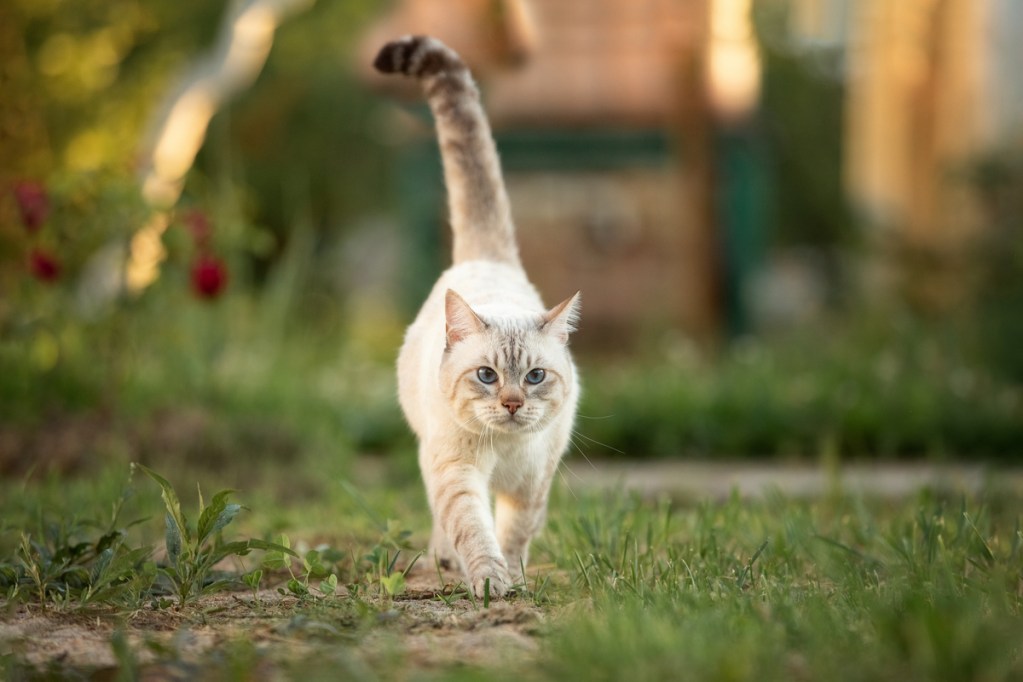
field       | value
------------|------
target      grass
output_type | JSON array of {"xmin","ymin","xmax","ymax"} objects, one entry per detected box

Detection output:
[{"xmin": 2, "ymin": 457, "xmax": 1022, "ymax": 681}]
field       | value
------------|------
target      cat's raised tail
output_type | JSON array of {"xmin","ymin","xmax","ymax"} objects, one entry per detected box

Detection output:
[{"xmin": 374, "ymin": 36, "xmax": 519, "ymax": 266}]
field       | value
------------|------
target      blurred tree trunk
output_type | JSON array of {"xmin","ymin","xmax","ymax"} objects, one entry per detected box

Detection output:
[{"xmin": 124, "ymin": 0, "xmax": 315, "ymax": 295}]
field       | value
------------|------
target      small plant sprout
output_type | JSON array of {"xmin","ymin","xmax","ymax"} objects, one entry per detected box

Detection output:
[
  {"xmin": 263, "ymin": 537, "xmax": 343, "ymax": 599},
  {"xmin": 242, "ymin": 569, "xmax": 263, "ymax": 599}
]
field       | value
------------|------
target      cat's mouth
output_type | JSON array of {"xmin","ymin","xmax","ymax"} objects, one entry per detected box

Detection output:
[{"xmin": 487, "ymin": 413, "xmax": 532, "ymax": 432}]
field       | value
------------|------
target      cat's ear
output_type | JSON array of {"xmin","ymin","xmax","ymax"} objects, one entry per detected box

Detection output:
[
  {"xmin": 540, "ymin": 291, "xmax": 581, "ymax": 344},
  {"xmin": 445, "ymin": 289, "xmax": 486, "ymax": 347}
]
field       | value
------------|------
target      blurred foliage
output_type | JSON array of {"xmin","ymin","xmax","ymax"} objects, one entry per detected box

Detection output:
[
  {"xmin": 1, "ymin": 0, "xmax": 406, "ymax": 478},
  {"xmin": 192, "ymin": 0, "xmax": 395, "ymax": 274},
  {"xmin": 4, "ymin": 0, "xmax": 393, "ymax": 278},
  {"xmin": 753, "ymin": 2, "xmax": 855, "ymax": 253},
  {"xmin": 575, "ymin": 316, "xmax": 1023, "ymax": 460},
  {"xmin": 2, "ymin": 0, "xmax": 1021, "ymax": 470},
  {"xmin": 970, "ymin": 151, "xmax": 1023, "ymax": 384}
]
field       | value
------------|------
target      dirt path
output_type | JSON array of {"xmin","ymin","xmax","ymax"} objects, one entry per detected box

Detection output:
[{"xmin": 0, "ymin": 568, "xmax": 547, "ymax": 677}]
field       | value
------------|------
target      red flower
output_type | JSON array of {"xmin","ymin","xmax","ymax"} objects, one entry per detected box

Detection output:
[
  {"xmin": 29, "ymin": 248, "xmax": 61, "ymax": 282},
  {"xmin": 183, "ymin": 209, "xmax": 212, "ymax": 246},
  {"xmin": 13, "ymin": 181, "xmax": 50, "ymax": 232},
  {"xmin": 190, "ymin": 255, "xmax": 228, "ymax": 299}
]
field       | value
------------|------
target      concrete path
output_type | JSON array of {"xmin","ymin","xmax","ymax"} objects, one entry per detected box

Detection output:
[{"xmin": 562, "ymin": 460, "xmax": 1023, "ymax": 499}]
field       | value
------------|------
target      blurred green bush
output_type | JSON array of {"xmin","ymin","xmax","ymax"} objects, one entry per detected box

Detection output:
[{"xmin": 576, "ymin": 319, "xmax": 1022, "ymax": 460}]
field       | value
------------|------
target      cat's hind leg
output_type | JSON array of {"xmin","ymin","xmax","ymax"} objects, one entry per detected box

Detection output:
[
  {"xmin": 427, "ymin": 518, "xmax": 458, "ymax": 571},
  {"xmin": 494, "ymin": 490, "xmax": 548, "ymax": 582}
]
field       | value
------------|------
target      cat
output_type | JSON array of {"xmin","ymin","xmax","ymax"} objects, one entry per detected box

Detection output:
[{"xmin": 374, "ymin": 35, "xmax": 581, "ymax": 598}]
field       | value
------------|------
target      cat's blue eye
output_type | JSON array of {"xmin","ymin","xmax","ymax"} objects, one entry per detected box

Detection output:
[
  {"xmin": 477, "ymin": 367, "xmax": 498, "ymax": 384},
  {"xmin": 525, "ymin": 368, "xmax": 546, "ymax": 385}
]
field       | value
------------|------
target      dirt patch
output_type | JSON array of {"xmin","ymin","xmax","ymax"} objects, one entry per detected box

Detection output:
[{"xmin": 0, "ymin": 569, "xmax": 548, "ymax": 677}]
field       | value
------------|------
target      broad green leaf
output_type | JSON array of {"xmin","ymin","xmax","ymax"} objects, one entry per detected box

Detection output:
[
  {"xmin": 251, "ymin": 538, "xmax": 299, "ymax": 560},
  {"xmin": 205, "ymin": 540, "xmax": 254, "ymax": 567},
  {"xmin": 196, "ymin": 490, "xmax": 239, "ymax": 545},
  {"xmin": 90, "ymin": 548, "xmax": 114, "ymax": 585},
  {"xmin": 164, "ymin": 512, "xmax": 182, "ymax": 564}
]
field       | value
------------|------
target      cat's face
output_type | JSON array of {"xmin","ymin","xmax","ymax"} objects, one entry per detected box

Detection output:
[{"xmin": 439, "ymin": 290, "xmax": 579, "ymax": 434}]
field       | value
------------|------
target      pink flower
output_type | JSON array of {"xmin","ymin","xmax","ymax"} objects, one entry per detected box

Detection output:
[
  {"xmin": 13, "ymin": 181, "xmax": 50, "ymax": 232},
  {"xmin": 190, "ymin": 255, "xmax": 228, "ymax": 299},
  {"xmin": 183, "ymin": 209, "xmax": 212, "ymax": 246},
  {"xmin": 29, "ymin": 248, "xmax": 61, "ymax": 282}
]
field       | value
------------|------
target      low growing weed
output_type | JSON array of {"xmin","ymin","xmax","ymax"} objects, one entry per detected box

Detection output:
[
  {"xmin": 0, "ymin": 475, "xmax": 153, "ymax": 609},
  {"xmin": 135, "ymin": 463, "xmax": 297, "ymax": 607}
]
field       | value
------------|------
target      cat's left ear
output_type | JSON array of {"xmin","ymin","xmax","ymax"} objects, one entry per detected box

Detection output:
[{"xmin": 540, "ymin": 292, "xmax": 581, "ymax": 344}]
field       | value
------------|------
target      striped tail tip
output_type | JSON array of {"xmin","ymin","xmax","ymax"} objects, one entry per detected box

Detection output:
[{"xmin": 373, "ymin": 36, "xmax": 461, "ymax": 79}]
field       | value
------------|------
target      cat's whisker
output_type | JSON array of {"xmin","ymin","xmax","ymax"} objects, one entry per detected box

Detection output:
[
  {"xmin": 572, "ymin": 429, "xmax": 627, "ymax": 458},
  {"xmin": 575, "ymin": 412, "xmax": 616, "ymax": 421},
  {"xmin": 567, "ymin": 432, "xmax": 597, "ymax": 467},
  {"xmin": 556, "ymin": 461, "xmax": 581, "ymax": 500}
]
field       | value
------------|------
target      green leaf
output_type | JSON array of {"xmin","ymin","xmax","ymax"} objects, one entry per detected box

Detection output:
[
  {"xmin": 204, "ymin": 540, "xmax": 254, "ymax": 568},
  {"xmin": 380, "ymin": 571, "xmax": 406, "ymax": 597},
  {"xmin": 82, "ymin": 545, "xmax": 154, "ymax": 605},
  {"xmin": 243, "ymin": 569, "xmax": 263, "ymax": 591},
  {"xmin": 196, "ymin": 490, "xmax": 240, "ymax": 546},
  {"xmin": 94, "ymin": 530, "xmax": 125, "ymax": 555},
  {"xmin": 164, "ymin": 512, "xmax": 182, "ymax": 564},
  {"xmin": 199, "ymin": 578, "xmax": 240, "ymax": 597},
  {"xmin": 90, "ymin": 548, "xmax": 114, "ymax": 585},
  {"xmin": 318, "ymin": 573, "xmax": 337, "ymax": 596},
  {"xmin": 304, "ymin": 550, "xmax": 329, "ymax": 579},
  {"xmin": 252, "ymin": 538, "xmax": 300, "ymax": 570},
  {"xmin": 136, "ymin": 464, "xmax": 191, "ymax": 547},
  {"xmin": 287, "ymin": 578, "xmax": 309, "ymax": 596}
]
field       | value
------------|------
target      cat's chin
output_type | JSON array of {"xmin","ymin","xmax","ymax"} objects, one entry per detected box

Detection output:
[{"xmin": 485, "ymin": 414, "xmax": 541, "ymax": 434}]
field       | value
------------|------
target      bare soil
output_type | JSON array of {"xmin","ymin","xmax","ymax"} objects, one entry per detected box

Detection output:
[{"xmin": 0, "ymin": 567, "xmax": 548, "ymax": 677}]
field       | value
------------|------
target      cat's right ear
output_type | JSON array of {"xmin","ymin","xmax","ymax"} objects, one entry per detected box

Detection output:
[{"xmin": 445, "ymin": 289, "xmax": 486, "ymax": 348}]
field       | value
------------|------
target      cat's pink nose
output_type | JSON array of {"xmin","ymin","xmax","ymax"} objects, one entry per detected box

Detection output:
[{"xmin": 503, "ymin": 399, "xmax": 523, "ymax": 415}]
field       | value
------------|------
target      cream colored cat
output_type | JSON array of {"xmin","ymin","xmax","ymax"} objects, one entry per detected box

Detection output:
[{"xmin": 374, "ymin": 36, "xmax": 580, "ymax": 598}]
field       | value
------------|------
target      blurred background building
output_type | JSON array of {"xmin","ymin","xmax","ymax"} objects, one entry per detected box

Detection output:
[
  {"xmin": 5, "ymin": 0, "xmax": 1022, "ymax": 348},
  {"xmin": 354, "ymin": 0, "xmax": 1023, "ymax": 346}
]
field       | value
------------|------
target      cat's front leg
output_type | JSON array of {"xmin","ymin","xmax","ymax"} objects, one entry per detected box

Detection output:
[{"xmin": 424, "ymin": 452, "xmax": 511, "ymax": 597}]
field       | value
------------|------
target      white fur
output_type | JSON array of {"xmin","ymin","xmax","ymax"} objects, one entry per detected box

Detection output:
[{"xmin": 398, "ymin": 262, "xmax": 579, "ymax": 596}]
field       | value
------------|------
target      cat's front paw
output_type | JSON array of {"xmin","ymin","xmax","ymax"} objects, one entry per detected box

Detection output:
[{"xmin": 468, "ymin": 561, "xmax": 511, "ymax": 599}]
